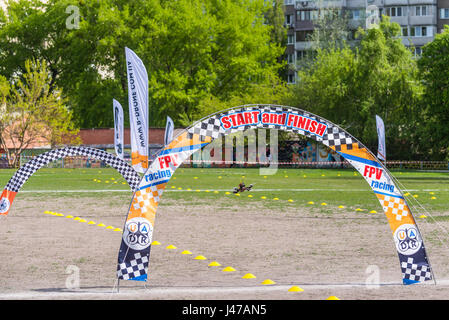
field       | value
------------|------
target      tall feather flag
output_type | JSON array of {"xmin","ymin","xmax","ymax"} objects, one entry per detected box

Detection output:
[
  {"xmin": 375, "ymin": 115, "xmax": 386, "ymax": 161},
  {"xmin": 164, "ymin": 116, "xmax": 174, "ymax": 146},
  {"xmin": 125, "ymin": 47, "xmax": 149, "ymax": 173},
  {"xmin": 113, "ymin": 99, "xmax": 124, "ymax": 160}
]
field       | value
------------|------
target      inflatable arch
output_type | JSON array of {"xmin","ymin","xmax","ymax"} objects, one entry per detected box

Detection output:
[
  {"xmin": 0, "ymin": 146, "xmax": 142, "ymax": 216},
  {"xmin": 117, "ymin": 104, "xmax": 434, "ymax": 285}
]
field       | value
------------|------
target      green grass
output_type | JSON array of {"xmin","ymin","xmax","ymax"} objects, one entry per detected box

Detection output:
[{"xmin": 0, "ymin": 166, "xmax": 448, "ymax": 214}]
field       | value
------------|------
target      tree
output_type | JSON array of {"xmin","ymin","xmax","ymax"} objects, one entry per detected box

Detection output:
[
  {"xmin": 0, "ymin": 0, "xmax": 286, "ymax": 128},
  {"xmin": 418, "ymin": 25, "xmax": 449, "ymax": 160},
  {"xmin": 0, "ymin": 59, "xmax": 80, "ymax": 168},
  {"xmin": 288, "ymin": 17, "xmax": 423, "ymax": 159}
]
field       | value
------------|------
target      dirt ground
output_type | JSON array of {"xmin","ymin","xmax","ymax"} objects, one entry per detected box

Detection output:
[{"xmin": 2, "ymin": 193, "xmax": 449, "ymax": 300}]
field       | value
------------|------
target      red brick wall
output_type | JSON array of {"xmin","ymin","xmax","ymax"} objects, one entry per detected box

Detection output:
[{"xmin": 78, "ymin": 128, "xmax": 181, "ymax": 145}]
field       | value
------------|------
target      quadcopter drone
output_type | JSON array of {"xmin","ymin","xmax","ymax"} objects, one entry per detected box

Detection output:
[{"xmin": 232, "ymin": 182, "xmax": 254, "ymax": 194}]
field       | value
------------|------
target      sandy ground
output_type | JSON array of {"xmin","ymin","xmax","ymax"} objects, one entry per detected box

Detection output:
[{"xmin": 2, "ymin": 193, "xmax": 449, "ymax": 301}]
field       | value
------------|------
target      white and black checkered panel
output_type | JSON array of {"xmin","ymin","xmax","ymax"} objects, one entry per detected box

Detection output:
[
  {"xmin": 401, "ymin": 257, "xmax": 432, "ymax": 282},
  {"xmin": 186, "ymin": 105, "xmax": 359, "ymax": 152},
  {"xmin": 5, "ymin": 147, "xmax": 141, "ymax": 192},
  {"xmin": 117, "ymin": 252, "xmax": 149, "ymax": 280}
]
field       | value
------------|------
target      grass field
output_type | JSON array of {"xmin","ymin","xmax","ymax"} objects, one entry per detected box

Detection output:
[
  {"xmin": 2, "ymin": 166, "xmax": 449, "ymax": 300},
  {"xmin": 1, "ymin": 166, "xmax": 448, "ymax": 216}
]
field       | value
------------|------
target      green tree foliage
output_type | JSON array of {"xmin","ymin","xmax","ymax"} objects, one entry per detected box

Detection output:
[
  {"xmin": 0, "ymin": 0, "xmax": 285, "ymax": 128},
  {"xmin": 0, "ymin": 59, "xmax": 79, "ymax": 167},
  {"xmin": 288, "ymin": 17, "xmax": 423, "ymax": 159},
  {"xmin": 418, "ymin": 26, "xmax": 449, "ymax": 160}
]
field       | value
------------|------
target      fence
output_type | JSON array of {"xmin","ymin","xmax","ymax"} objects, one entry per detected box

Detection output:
[{"xmin": 6, "ymin": 154, "xmax": 448, "ymax": 171}]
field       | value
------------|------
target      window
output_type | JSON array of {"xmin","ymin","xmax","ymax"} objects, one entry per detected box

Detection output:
[
  {"xmin": 285, "ymin": 14, "xmax": 293, "ymax": 25},
  {"xmin": 287, "ymin": 34, "xmax": 295, "ymax": 44},
  {"xmin": 296, "ymin": 30, "xmax": 313, "ymax": 41},
  {"xmin": 402, "ymin": 26, "xmax": 408, "ymax": 36},
  {"xmin": 287, "ymin": 54, "xmax": 294, "ymax": 64},
  {"xmin": 386, "ymin": 7, "xmax": 404, "ymax": 17},
  {"xmin": 297, "ymin": 10, "xmax": 319, "ymax": 21},
  {"xmin": 287, "ymin": 73, "xmax": 296, "ymax": 84},
  {"xmin": 349, "ymin": 9, "xmax": 360, "ymax": 20},
  {"xmin": 415, "ymin": 6, "xmax": 428, "ymax": 16},
  {"xmin": 411, "ymin": 26, "xmax": 433, "ymax": 37},
  {"xmin": 440, "ymin": 8, "xmax": 449, "ymax": 19}
]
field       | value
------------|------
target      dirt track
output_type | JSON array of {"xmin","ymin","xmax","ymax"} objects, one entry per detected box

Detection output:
[{"xmin": 1, "ymin": 194, "xmax": 449, "ymax": 300}]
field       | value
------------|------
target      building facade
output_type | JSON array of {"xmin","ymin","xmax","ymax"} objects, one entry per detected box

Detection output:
[{"xmin": 284, "ymin": 0, "xmax": 441, "ymax": 83}]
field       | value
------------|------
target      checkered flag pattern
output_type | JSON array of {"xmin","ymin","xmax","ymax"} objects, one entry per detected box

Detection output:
[
  {"xmin": 401, "ymin": 257, "xmax": 432, "ymax": 282},
  {"xmin": 186, "ymin": 105, "xmax": 357, "ymax": 152},
  {"xmin": 5, "ymin": 147, "xmax": 141, "ymax": 192},
  {"xmin": 132, "ymin": 185, "xmax": 165, "ymax": 214},
  {"xmin": 117, "ymin": 252, "xmax": 149, "ymax": 280},
  {"xmin": 378, "ymin": 194, "xmax": 410, "ymax": 222}
]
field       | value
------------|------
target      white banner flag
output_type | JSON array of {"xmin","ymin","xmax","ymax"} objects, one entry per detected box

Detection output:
[
  {"xmin": 164, "ymin": 116, "xmax": 174, "ymax": 146},
  {"xmin": 113, "ymin": 99, "xmax": 124, "ymax": 160},
  {"xmin": 125, "ymin": 47, "xmax": 149, "ymax": 173},
  {"xmin": 375, "ymin": 115, "xmax": 386, "ymax": 161}
]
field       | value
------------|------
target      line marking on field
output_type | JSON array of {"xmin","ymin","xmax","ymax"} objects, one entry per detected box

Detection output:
[{"xmin": 17, "ymin": 188, "xmax": 445, "ymax": 194}]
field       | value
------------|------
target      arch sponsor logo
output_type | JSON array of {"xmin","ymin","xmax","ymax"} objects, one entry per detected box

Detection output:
[
  {"xmin": 0, "ymin": 197, "xmax": 10, "ymax": 214},
  {"xmin": 394, "ymin": 224, "xmax": 422, "ymax": 255},
  {"xmin": 123, "ymin": 217, "xmax": 153, "ymax": 251}
]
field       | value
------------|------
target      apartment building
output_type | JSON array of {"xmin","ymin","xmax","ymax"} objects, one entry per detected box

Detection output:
[{"xmin": 284, "ymin": 0, "xmax": 440, "ymax": 83}]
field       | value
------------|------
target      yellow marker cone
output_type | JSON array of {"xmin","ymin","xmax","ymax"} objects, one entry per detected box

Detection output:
[
  {"xmin": 79, "ymin": 219, "xmax": 87, "ymax": 223},
  {"xmin": 214, "ymin": 191, "xmax": 219, "ymax": 194},
  {"xmin": 288, "ymin": 199, "xmax": 294, "ymax": 202},
  {"xmin": 307, "ymin": 201, "xmax": 314, "ymax": 204},
  {"xmin": 194, "ymin": 177, "xmax": 198, "ymax": 179},
  {"xmin": 166, "ymin": 245, "xmax": 177, "ymax": 250},
  {"xmin": 431, "ymin": 196, "xmax": 437, "ymax": 200},
  {"xmin": 326, "ymin": 296, "xmax": 340, "ymax": 300},
  {"xmin": 261, "ymin": 196, "xmax": 266, "ymax": 199},
  {"xmin": 196, "ymin": 190, "xmax": 201, "ymax": 192},
  {"xmin": 88, "ymin": 221, "xmax": 96, "ymax": 225},
  {"xmin": 97, "ymin": 223, "xmax": 106, "ymax": 227},
  {"xmin": 413, "ymin": 194, "xmax": 419, "ymax": 198},
  {"xmin": 205, "ymin": 190, "xmax": 210, "ymax": 193},
  {"xmin": 187, "ymin": 188, "xmax": 192, "ymax": 191},
  {"xmin": 355, "ymin": 208, "xmax": 364, "ymax": 212},
  {"xmin": 235, "ymin": 193, "xmax": 240, "ymax": 196},
  {"xmin": 284, "ymin": 175, "xmax": 288, "ymax": 178},
  {"xmin": 181, "ymin": 250, "xmax": 193, "ymax": 255},
  {"xmin": 321, "ymin": 202, "xmax": 327, "ymax": 206},
  {"xmin": 178, "ymin": 187, "xmax": 182, "ymax": 190},
  {"xmin": 66, "ymin": 215, "xmax": 74, "ymax": 219},
  {"xmin": 430, "ymin": 192, "xmax": 435, "ymax": 195},
  {"xmin": 288, "ymin": 286, "xmax": 304, "ymax": 292},
  {"xmin": 369, "ymin": 210, "xmax": 377, "ymax": 213},
  {"xmin": 113, "ymin": 228, "xmax": 122, "ymax": 232},
  {"xmin": 151, "ymin": 241, "xmax": 161, "ymax": 245},
  {"xmin": 171, "ymin": 186, "xmax": 176, "ymax": 189},
  {"xmin": 338, "ymin": 205, "xmax": 345, "ymax": 209},
  {"xmin": 263, "ymin": 176, "xmax": 267, "ymax": 179},
  {"xmin": 273, "ymin": 197, "xmax": 279, "ymax": 200},
  {"xmin": 242, "ymin": 273, "xmax": 256, "ymax": 279},
  {"xmin": 225, "ymin": 192, "xmax": 231, "ymax": 195},
  {"xmin": 194, "ymin": 255, "xmax": 207, "ymax": 260},
  {"xmin": 419, "ymin": 215, "xmax": 427, "ymax": 219},
  {"xmin": 404, "ymin": 192, "xmax": 410, "ymax": 196},
  {"xmin": 248, "ymin": 195, "xmax": 253, "ymax": 198},
  {"xmin": 106, "ymin": 226, "xmax": 114, "ymax": 229},
  {"xmin": 208, "ymin": 261, "xmax": 221, "ymax": 267},
  {"xmin": 74, "ymin": 217, "xmax": 81, "ymax": 221},
  {"xmin": 218, "ymin": 176, "xmax": 222, "ymax": 179},
  {"xmin": 261, "ymin": 279, "xmax": 276, "ymax": 285},
  {"xmin": 222, "ymin": 266, "xmax": 236, "ymax": 272}
]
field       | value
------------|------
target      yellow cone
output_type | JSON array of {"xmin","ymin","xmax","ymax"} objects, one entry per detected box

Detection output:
[
  {"xmin": 194, "ymin": 255, "xmax": 207, "ymax": 260},
  {"xmin": 369, "ymin": 210, "xmax": 377, "ymax": 213},
  {"xmin": 261, "ymin": 279, "xmax": 276, "ymax": 285},
  {"xmin": 242, "ymin": 273, "xmax": 256, "ymax": 279},
  {"xmin": 113, "ymin": 228, "xmax": 122, "ymax": 232},
  {"xmin": 321, "ymin": 202, "xmax": 327, "ymax": 206},
  {"xmin": 106, "ymin": 226, "xmax": 114, "ymax": 229},
  {"xmin": 307, "ymin": 201, "xmax": 314, "ymax": 204},
  {"xmin": 225, "ymin": 192, "xmax": 231, "ymax": 195},
  {"xmin": 419, "ymin": 215, "xmax": 427, "ymax": 219},
  {"xmin": 66, "ymin": 215, "xmax": 74, "ymax": 219},
  {"xmin": 338, "ymin": 205, "xmax": 345, "ymax": 209},
  {"xmin": 88, "ymin": 221, "xmax": 96, "ymax": 225},
  {"xmin": 166, "ymin": 245, "xmax": 177, "ymax": 249},
  {"xmin": 181, "ymin": 250, "xmax": 193, "ymax": 255},
  {"xmin": 222, "ymin": 266, "xmax": 236, "ymax": 272},
  {"xmin": 151, "ymin": 241, "xmax": 161, "ymax": 245},
  {"xmin": 288, "ymin": 286, "xmax": 304, "ymax": 292},
  {"xmin": 208, "ymin": 261, "xmax": 221, "ymax": 267},
  {"xmin": 261, "ymin": 196, "xmax": 266, "ymax": 199},
  {"xmin": 288, "ymin": 199, "xmax": 294, "ymax": 202},
  {"xmin": 326, "ymin": 296, "xmax": 340, "ymax": 300},
  {"xmin": 355, "ymin": 208, "xmax": 364, "ymax": 212},
  {"xmin": 431, "ymin": 196, "xmax": 437, "ymax": 200},
  {"xmin": 97, "ymin": 223, "xmax": 106, "ymax": 227}
]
